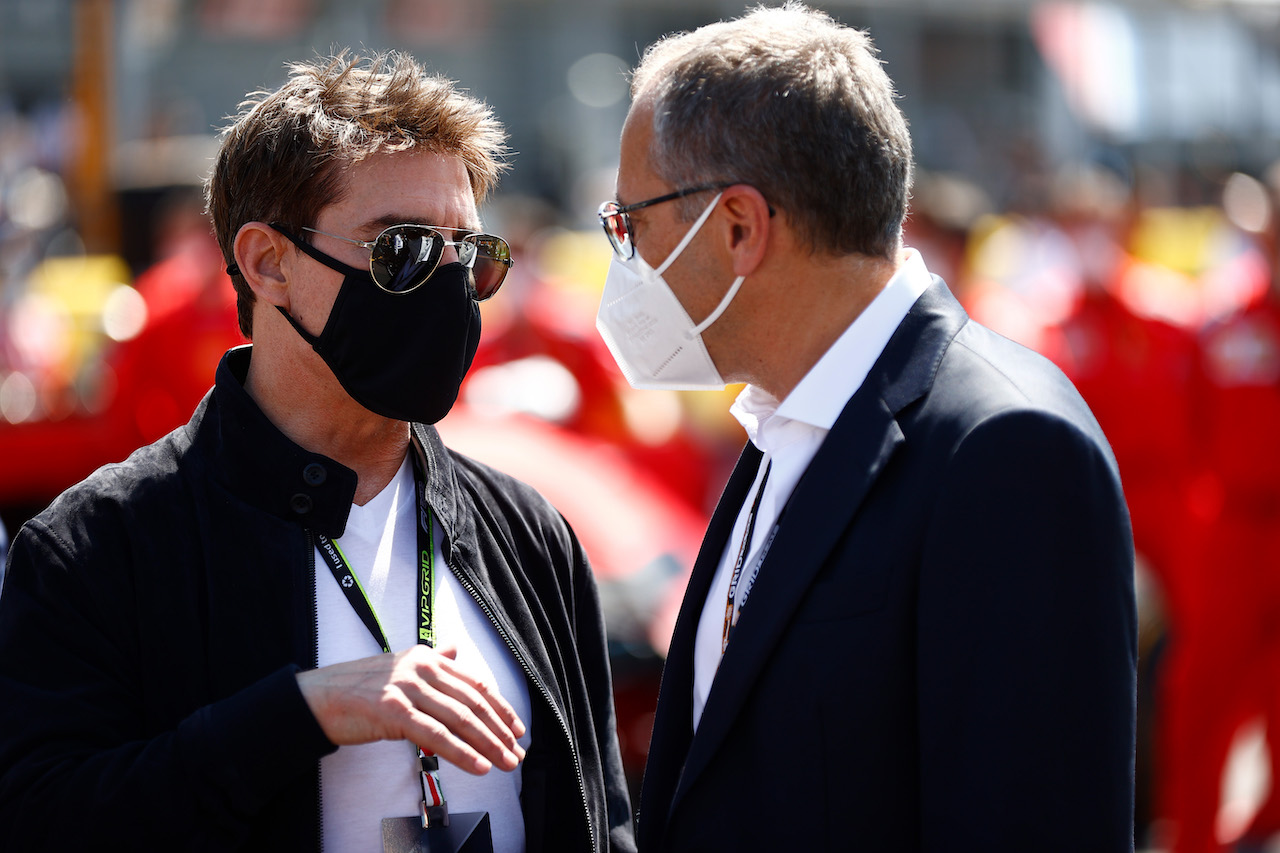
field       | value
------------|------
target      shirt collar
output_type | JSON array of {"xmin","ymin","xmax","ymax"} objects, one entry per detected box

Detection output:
[{"xmin": 731, "ymin": 249, "xmax": 933, "ymax": 446}]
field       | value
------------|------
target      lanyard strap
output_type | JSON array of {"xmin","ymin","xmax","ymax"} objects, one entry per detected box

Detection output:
[
  {"xmin": 314, "ymin": 454, "xmax": 449, "ymax": 819},
  {"xmin": 722, "ymin": 459, "xmax": 772, "ymax": 653},
  {"xmin": 315, "ymin": 506, "xmax": 435, "ymax": 653}
]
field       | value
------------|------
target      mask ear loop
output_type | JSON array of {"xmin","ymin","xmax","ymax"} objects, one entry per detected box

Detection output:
[
  {"xmin": 654, "ymin": 192, "xmax": 724, "ymax": 277},
  {"xmin": 271, "ymin": 223, "xmax": 369, "ymax": 280},
  {"xmin": 648, "ymin": 191, "xmax": 745, "ymax": 337},
  {"xmin": 690, "ymin": 274, "xmax": 746, "ymax": 337}
]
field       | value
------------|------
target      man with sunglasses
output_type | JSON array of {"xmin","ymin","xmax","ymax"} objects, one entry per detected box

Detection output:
[
  {"xmin": 0, "ymin": 52, "xmax": 634, "ymax": 853},
  {"xmin": 596, "ymin": 5, "xmax": 1136, "ymax": 851}
]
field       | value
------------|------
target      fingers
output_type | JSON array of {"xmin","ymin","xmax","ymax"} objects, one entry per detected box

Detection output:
[
  {"xmin": 397, "ymin": 647, "xmax": 526, "ymax": 772},
  {"xmin": 403, "ymin": 708, "xmax": 496, "ymax": 775},
  {"xmin": 428, "ymin": 648, "xmax": 527, "ymax": 739},
  {"xmin": 297, "ymin": 645, "xmax": 527, "ymax": 776}
]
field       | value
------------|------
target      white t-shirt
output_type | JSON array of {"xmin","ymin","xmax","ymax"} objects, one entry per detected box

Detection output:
[{"xmin": 316, "ymin": 455, "xmax": 533, "ymax": 853}]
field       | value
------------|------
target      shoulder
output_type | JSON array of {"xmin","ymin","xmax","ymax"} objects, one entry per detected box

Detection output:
[
  {"xmin": 867, "ymin": 315, "xmax": 1121, "ymax": 503},
  {"xmin": 20, "ymin": 421, "xmax": 199, "ymax": 565},
  {"xmin": 445, "ymin": 447, "xmax": 579, "ymax": 551},
  {"xmin": 440, "ymin": 445, "xmax": 600, "ymax": 622},
  {"xmin": 2, "ymin": 422, "xmax": 205, "ymax": 644},
  {"xmin": 930, "ymin": 319, "xmax": 1108, "ymax": 445},
  {"xmin": 447, "ymin": 448, "xmax": 558, "ymax": 515}
]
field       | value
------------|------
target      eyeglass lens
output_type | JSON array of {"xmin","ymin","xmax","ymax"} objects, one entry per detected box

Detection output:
[
  {"xmin": 599, "ymin": 203, "xmax": 632, "ymax": 260},
  {"xmin": 371, "ymin": 228, "xmax": 443, "ymax": 293}
]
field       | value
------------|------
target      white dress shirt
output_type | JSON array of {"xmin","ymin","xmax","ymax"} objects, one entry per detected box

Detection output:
[{"xmin": 691, "ymin": 249, "xmax": 934, "ymax": 729}]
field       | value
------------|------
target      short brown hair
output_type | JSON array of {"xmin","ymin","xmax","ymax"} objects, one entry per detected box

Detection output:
[
  {"xmin": 206, "ymin": 50, "xmax": 508, "ymax": 337},
  {"xmin": 631, "ymin": 2, "xmax": 912, "ymax": 260}
]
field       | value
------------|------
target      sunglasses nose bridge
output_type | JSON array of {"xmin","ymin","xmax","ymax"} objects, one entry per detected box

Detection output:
[
  {"xmin": 446, "ymin": 240, "xmax": 478, "ymax": 268},
  {"xmin": 370, "ymin": 226, "xmax": 510, "ymax": 296}
]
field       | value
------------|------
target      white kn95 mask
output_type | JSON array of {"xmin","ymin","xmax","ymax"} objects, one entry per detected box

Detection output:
[{"xmin": 596, "ymin": 193, "xmax": 746, "ymax": 390}]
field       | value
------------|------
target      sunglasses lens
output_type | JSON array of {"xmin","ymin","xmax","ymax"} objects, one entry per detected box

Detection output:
[
  {"xmin": 371, "ymin": 226, "xmax": 443, "ymax": 293},
  {"xmin": 467, "ymin": 234, "xmax": 512, "ymax": 300},
  {"xmin": 598, "ymin": 203, "xmax": 632, "ymax": 260}
]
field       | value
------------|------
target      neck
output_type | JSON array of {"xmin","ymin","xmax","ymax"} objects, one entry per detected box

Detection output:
[
  {"xmin": 245, "ymin": 339, "xmax": 411, "ymax": 506},
  {"xmin": 727, "ymin": 250, "xmax": 906, "ymax": 401}
]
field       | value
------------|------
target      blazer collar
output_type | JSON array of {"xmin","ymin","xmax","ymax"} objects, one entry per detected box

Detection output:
[{"xmin": 650, "ymin": 278, "xmax": 968, "ymax": 827}]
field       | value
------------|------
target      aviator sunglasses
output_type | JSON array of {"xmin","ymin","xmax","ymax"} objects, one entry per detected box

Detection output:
[{"xmin": 272, "ymin": 221, "xmax": 513, "ymax": 300}]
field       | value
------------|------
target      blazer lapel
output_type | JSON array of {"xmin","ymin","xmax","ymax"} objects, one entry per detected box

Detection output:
[
  {"xmin": 671, "ymin": 394, "xmax": 904, "ymax": 804},
  {"xmin": 668, "ymin": 278, "xmax": 968, "ymax": 810},
  {"xmin": 638, "ymin": 442, "xmax": 763, "ymax": 845}
]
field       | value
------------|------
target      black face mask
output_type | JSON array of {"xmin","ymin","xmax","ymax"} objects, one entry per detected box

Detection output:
[{"xmin": 275, "ymin": 234, "xmax": 481, "ymax": 425}]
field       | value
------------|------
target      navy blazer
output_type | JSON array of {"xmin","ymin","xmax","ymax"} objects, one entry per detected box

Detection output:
[{"xmin": 637, "ymin": 281, "xmax": 1137, "ymax": 852}]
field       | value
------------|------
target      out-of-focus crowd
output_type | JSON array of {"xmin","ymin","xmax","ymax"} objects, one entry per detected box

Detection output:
[
  {"xmin": 0, "ymin": 98, "xmax": 244, "ymax": 511},
  {"xmin": 910, "ymin": 159, "xmax": 1280, "ymax": 852}
]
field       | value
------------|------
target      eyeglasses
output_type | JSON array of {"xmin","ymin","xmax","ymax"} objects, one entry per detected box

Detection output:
[
  {"xmin": 597, "ymin": 183, "xmax": 731, "ymax": 260},
  {"xmin": 294, "ymin": 223, "xmax": 512, "ymax": 300}
]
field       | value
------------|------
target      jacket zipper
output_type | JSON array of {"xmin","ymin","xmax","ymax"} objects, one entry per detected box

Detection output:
[
  {"xmin": 406, "ymin": 431, "xmax": 596, "ymax": 844},
  {"xmin": 306, "ymin": 531, "xmax": 325, "ymax": 851},
  {"xmin": 450, "ymin": 568, "xmax": 597, "ymax": 853}
]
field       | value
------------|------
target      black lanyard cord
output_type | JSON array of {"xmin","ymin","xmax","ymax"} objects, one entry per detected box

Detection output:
[
  {"xmin": 721, "ymin": 459, "xmax": 772, "ymax": 653},
  {"xmin": 316, "ymin": 457, "xmax": 437, "ymax": 653},
  {"xmin": 313, "ymin": 454, "xmax": 449, "ymax": 820}
]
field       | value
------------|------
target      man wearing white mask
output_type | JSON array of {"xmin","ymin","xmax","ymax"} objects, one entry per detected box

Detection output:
[{"xmin": 596, "ymin": 5, "xmax": 1137, "ymax": 851}]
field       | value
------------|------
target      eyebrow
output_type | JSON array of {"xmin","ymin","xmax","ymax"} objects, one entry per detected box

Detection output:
[{"xmin": 359, "ymin": 214, "xmax": 481, "ymax": 235}]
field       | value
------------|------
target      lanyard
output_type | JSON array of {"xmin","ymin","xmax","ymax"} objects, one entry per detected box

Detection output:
[
  {"xmin": 314, "ymin": 454, "xmax": 450, "ymax": 822},
  {"xmin": 721, "ymin": 459, "xmax": 772, "ymax": 653},
  {"xmin": 315, "ymin": 496, "xmax": 436, "ymax": 652}
]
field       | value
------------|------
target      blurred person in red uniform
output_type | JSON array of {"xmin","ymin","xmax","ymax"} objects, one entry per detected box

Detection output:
[
  {"xmin": 108, "ymin": 188, "xmax": 245, "ymax": 444},
  {"xmin": 1040, "ymin": 165, "xmax": 1203, "ymax": 844},
  {"xmin": 1045, "ymin": 166, "xmax": 1200, "ymax": 600},
  {"xmin": 1165, "ymin": 165, "xmax": 1280, "ymax": 853}
]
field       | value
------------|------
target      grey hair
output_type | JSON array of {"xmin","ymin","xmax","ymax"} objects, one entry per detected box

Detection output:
[{"xmin": 631, "ymin": 2, "xmax": 913, "ymax": 260}]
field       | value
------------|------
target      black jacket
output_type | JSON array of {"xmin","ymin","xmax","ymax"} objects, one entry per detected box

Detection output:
[{"xmin": 0, "ymin": 346, "xmax": 636, "ymax": 852}]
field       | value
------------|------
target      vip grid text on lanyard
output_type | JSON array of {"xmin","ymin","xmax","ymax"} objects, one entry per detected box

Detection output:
[{"xmin": 314, "ymin": 457, "xmax": 449, "ymax": 820}]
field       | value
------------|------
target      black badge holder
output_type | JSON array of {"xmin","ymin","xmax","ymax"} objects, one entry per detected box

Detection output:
[
  {"xmin": 380, "ymin": 810, "xmax": 492, "ymax": 853},
  {"xmin": 380, "ymin": 752, "xmax": 493, "ymax": 853}
]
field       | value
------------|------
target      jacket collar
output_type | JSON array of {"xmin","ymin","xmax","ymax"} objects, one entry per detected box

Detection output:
[
  {"xmin": 207, "ymin": 347, "xmax": 470, "ymax": 548},
  {"xmin": 209, "ymin": 346, "xmax": 359, "ymax": 538},
  {"xmin": 409, "ymin": 420, "xmax": 470, "ymax": 568}
]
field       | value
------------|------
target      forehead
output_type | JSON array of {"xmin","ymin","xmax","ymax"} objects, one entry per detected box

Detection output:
[
  {"xmin": 616, "ymin": 101, "xmax": 663, "ymax": 205},
  {"xmin": 321, "ymin": 149, "xmax": 480, "ymax": 232}
]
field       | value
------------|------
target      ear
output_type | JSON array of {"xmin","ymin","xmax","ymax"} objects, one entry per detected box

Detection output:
[
  {"xmin": 717, "ymin": 185, "xmax": 772, "ymax": 277},
  {"xmin": 232, "ymin": 221, "xmax": 292, "ymax": 308}
]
